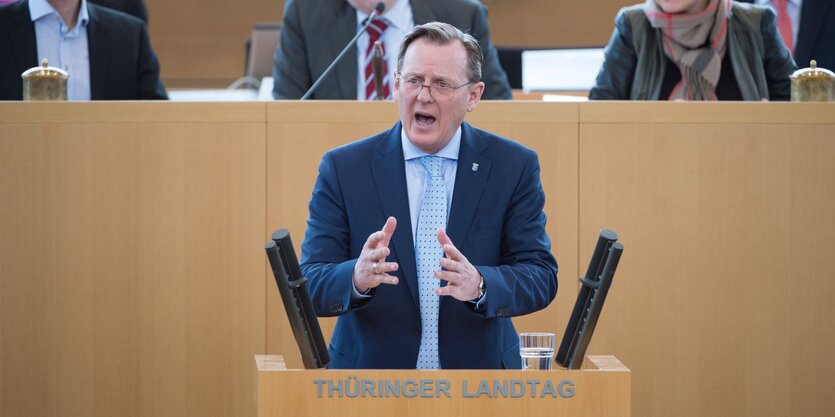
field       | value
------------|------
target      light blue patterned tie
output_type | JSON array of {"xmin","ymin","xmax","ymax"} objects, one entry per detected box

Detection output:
[{"xmin": 416, "ymin": 155, "xmax": 446, "ymax": 369}]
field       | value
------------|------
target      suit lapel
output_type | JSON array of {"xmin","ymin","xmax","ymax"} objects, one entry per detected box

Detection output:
[
  {"xmin": 85, "ymin": 5, "xmax": 107, "ymax": 100},
  {"xmin": 8, "ymin": 1, "xmax": 38, "ymax": 78},
  {"xmin": 446, "ymin": 123, "xmax": 491, "ymax": 260},
  {"xmin": 330, "ymin": 2, "xmax": 358, "ymax": 99},
  {"xmin": 371, "ymin": 123, "xmax": 419, "ymax": 306}
]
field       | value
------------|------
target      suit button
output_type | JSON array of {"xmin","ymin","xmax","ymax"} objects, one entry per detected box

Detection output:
[{"xmin": 413, "ymin": 327, "xmax": 421, "ymax": 336}]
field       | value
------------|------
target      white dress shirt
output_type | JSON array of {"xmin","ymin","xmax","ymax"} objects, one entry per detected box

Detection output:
[
  {"xmin": 401, "ymin": 127, "xmax": 460, "ymax": 241},
  {"xmin": 353, "ymin": 0, "xmax": 414, "ymax": 100},
  {"xmin": 402, "ymin": 127, "xmax": 485, "ymax": 307}
]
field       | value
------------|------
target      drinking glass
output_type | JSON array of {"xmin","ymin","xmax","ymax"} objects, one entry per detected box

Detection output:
[{"xmin": 519, "ymin": 332, "xmax": 555, "ymax": 370}]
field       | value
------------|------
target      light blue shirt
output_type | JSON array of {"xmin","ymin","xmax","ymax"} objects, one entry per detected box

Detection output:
[
  {"xmin": 755, "ymin": 0, "xmax": 802, "ymax": 49},
  {"xmin": 30, "ymin": 0, "xmax": 91, "ymax": 101},
  {"xmin": 354, "ymin": 0, "xmax": 414, "ymax": 100},
  {"xmin": 402, "ymin": 126, "xmax": 485, "ymax": 307},
  {"xmin": 401, "ymin": 127, "xmax": 460, "ymax": 243}
]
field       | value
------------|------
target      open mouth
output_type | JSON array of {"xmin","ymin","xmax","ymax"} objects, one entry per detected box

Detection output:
[{"xmin": 415, "ymin": 112, "xmax": 437, "ymax": 126}]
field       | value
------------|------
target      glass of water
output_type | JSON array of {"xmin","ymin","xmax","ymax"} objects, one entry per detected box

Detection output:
[{"xmin": 519, "ymin": 332, "xmax": 555, "ymax": 370}]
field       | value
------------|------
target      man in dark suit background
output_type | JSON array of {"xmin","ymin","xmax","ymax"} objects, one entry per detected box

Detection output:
[
  {"xmin": 89, "ymin": 0, "xmax": 147, "ymax": 22},
  {"xmin": 299, "ymin": 22, "xmax": 557, "ymax": 369},
  {"xmin": 0, "ymin": 0, "xmax": 166, "ymax": 100},
  {"xmin": 272, "ymin": 0, "xmax": 512, "ymax": 100},
  {"xmin": 740, "ymin": 0, "xmax": 834, "ymax": 70}
]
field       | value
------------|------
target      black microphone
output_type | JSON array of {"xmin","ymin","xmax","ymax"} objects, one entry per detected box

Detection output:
[{"xmin": 301, "ymin": 2, "xmax": 386, "ymax": 100}]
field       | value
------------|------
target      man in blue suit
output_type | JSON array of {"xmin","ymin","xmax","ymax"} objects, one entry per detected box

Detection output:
[{"xmin": 300, "ymin": 22, "xmax": 558, "ymax": 369}]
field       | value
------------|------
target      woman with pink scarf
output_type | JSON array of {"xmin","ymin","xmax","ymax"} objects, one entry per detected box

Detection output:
[{"xmin": 589, "ymin": 0, "xmax": 796, "ymax": 100}]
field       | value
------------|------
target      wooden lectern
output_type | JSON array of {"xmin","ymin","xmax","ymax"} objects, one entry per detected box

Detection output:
[{"xmin": 255, "ymin": 355, "xmax": 630, "ymax": 417}]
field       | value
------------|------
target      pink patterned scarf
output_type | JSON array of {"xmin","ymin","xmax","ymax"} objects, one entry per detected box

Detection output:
[{"xmin": 643, "ymin": 0, "xmax": 731, "ymax": 100}]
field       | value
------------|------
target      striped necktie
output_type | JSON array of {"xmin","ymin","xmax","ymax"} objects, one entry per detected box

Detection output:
[
  {"xmin": 415, "ymin": 156, "xmax": 446, "ymax": 369},
  {"xmin": 364, "ymin": 19, "xmax": 390, "ymax": 100}
]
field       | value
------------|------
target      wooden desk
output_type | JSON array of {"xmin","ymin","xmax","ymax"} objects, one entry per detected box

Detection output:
[{"xmin": 1, "ymin": 101, "xmax": 834, "ymax": 417}]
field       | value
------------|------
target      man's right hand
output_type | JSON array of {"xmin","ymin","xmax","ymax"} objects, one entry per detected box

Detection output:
[{"xmin": 353, "ymin": 216, "xmax": 400, "ymax": 293}]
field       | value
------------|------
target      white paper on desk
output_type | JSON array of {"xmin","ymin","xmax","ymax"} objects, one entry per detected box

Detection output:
[
  {"xmin": 542, "ymin": 94, "xmax": 588, "ymax": 102},
  {"xmin": 522, "ymin": 48, "xmax": 605, "ymax": 92},
  {"xmin": 167, "ymin": 89, "xmax": 259, "ymax": 102},
  {"xmin": 258, "ymin": 77, "xmax": 274, "ymax": 100}
]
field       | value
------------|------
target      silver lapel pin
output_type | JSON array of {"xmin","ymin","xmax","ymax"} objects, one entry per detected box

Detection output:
[{"xmin": 472, "ymin": 163, "xmax": 479, "ymax": 172}]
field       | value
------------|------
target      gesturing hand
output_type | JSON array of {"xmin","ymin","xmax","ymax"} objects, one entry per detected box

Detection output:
[
  {"xmin": 434, "ymin": 228, "xmax": 481, "ymax": 301},
  {"xmin": 353, "ymin": 216, "xmax": 400, "ymax": 293}
]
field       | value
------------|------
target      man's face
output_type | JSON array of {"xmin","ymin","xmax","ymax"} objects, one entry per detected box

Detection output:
[
  {"xmin": 345, "ymin": 0, "xmax": 398, "ymax": 15},
  {"xmin": 393, "ymin": 38, "xmax": 484, "ymax": 154}
]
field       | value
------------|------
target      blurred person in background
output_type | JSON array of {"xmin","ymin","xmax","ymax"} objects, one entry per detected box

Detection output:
[
  {"xmin": 589, "ymin": 0, "xmax": 797, "ymax": 100},
  {"xmin": 88, "ymin": 0, "xmax": 147, "ymax": 22},
  {"xmin": 272, "ymin": 0, "xmax": 512, "ymax": 100},
  {"xmin": 0, "ymin": 0, "xmax": 166, "ymax": 100}
]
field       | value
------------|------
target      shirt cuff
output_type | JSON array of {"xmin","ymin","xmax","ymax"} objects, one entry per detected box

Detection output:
[
  {"xmin": 351, "ymin": 281, "xmax": 373, "ymax": 300},
  {"xmin": 468, "ymin": 290, "xmax": 486, "ymax": 309}
]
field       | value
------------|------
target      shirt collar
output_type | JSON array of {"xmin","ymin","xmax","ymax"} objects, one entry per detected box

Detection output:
[
  {"xmin": 401, "ymin": 125, "xmax": 462, "ymax": 162},
  {"xmin": 78, "ymin": 0, "xmax": 89, "ymax": 27},
  {"xmin": 30, "ymin": 0, "xmax": 90, "ymax": 27},
  {"xmin": 354, "ymin": 0, "xmax": 411, "ymax": 32},
  {"xmin": 29, "ymin": 0, "xmax": 54, "ymax": 21}
]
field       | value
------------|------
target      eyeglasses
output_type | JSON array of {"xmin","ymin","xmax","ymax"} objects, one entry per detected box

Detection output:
[{"xmin": 398, "ymin": 76, "xmax": 473, "ymax": 100}]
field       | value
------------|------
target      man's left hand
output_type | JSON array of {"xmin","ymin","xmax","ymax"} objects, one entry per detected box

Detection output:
[{"xmin": 434, "ymin": 228, "xmax": 481, "ymax": 301}]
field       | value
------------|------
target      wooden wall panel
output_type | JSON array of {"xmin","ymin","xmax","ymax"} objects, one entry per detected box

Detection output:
[
  {"xmin": 3, "ymin": 101, "xmax": 835, "ymax": 417},
  {"xmin": 485, "ymin": 0, "xmax": 631, "ymax": 47},
  {"xmin": 145, "ymin": 0, "xmax": 284, "ymax": 87},
  {"xmin": 0, "ymin": 103, "xmax": 267, "ymax": 417},
  {"xmin": 265, "ymin": 101, "xmax": 579, "ymax": 369},
  {"xmin": 577, "ymin": 102, "xmax": 835, "ymax": 417}
]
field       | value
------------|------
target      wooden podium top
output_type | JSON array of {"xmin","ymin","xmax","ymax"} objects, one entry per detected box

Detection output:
[
  {"xmin": 255, "ymin": 354, "xmax": 630, "ymax": 417},
  {"xmin": 255, "ymin": 354, "xmax": 629, "ymax": 372}
]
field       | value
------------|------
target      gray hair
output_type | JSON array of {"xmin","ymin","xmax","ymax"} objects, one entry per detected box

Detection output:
[{"xmin": 396, "ymin": 21, "xmax": 483, "ymax": 83}]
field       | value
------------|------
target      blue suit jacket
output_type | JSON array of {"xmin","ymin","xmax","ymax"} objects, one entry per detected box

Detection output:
[{"xmin": 300, "ymin": 121, "xmax": 558, "ymax": 369}]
